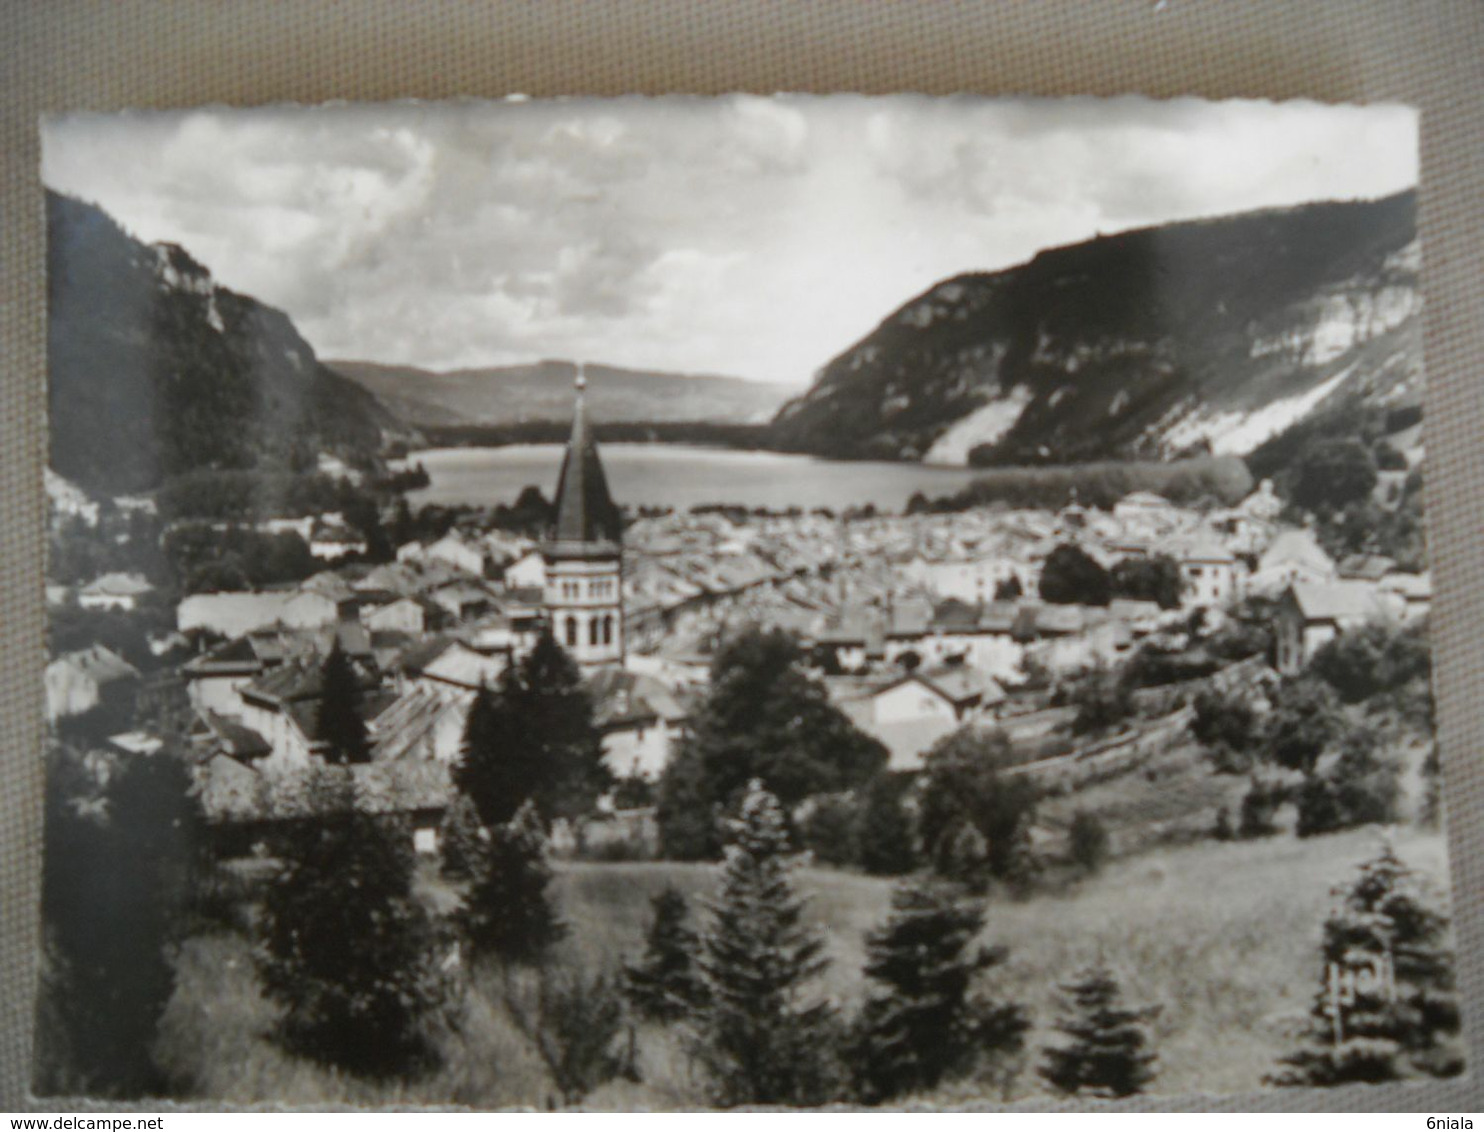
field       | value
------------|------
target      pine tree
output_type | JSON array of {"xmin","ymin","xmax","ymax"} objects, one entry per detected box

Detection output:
[
  {"xmin": 459, "ymin": 800, "xmax": 567, "ymax": 966},
  {"xmin": 317, "ymin": 640, "xmax": 371, "ymax": 765},
  {"xmin": 439, "ymin": 791, "xmax": 488, "ymax": 881},
  {"xmin": 1270, "ymin": 843, "xmax": 1463, "ymax": 1086},
  {"xmin": 623, "ymin": 885, "xmax": 709, "ymax": 1021},
  {"xmin": 37, "ymin": 747, "xmax": 204, "ymax": 1097},
  {"xmin": 1038, "ymin": 963, "xmax": 1158, "ymax": 1098},
  {"xmin": 850, "ymin": 879, "xmax": 1028, "ymax": 1104},
  {"xmin": 454, "ymin": 634, "xmax": 609, "ymax": 828},
  {"xmin": 257, "ymin": 770, "xmax": 452, "ymax": 1078},
  {"xmin": 695, "ymin": 780, "xmax": 842, "ymax": 1106}
]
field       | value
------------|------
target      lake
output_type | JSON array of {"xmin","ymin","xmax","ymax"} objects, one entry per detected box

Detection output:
[{"xmin": 404, "ymin": 444, "xmax": 990, "ymax": 512}]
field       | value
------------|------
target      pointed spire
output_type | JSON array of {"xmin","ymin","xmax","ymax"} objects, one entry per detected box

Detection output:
[{"xmin": 547, "ymin": 363, "xmax": 622, "ymax": 556}]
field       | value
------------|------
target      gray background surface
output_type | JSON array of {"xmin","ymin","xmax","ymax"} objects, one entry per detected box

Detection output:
[{"xmin": 2, "ymin": 0, "xmax": 1482, "ymax": 1112}]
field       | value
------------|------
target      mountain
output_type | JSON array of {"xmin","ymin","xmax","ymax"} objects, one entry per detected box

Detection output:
[
  {"xmin": 47, "ymin": 192, "xmax": 396, "ymax": 496},
  {"xmin": 769, "ymin": 192, "xmax": 1420, "ymax": 466},
  {"xmin": 325, "ymin": 358, "xmax": 791, "ymax": 428}
]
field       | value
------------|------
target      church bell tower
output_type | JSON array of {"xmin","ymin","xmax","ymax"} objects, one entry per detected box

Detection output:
[{"xmin": 542, "ymin": 367, "xmax": 624, "ymax": 667}]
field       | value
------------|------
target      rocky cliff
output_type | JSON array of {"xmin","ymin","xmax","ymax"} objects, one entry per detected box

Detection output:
[
  {"xmin": 769, "ymin": 191, "xmax": 1420, "ymax": 466},
  {"xmin": 48, "ymin": 192, "xmax": 395, "ymax": 496}
]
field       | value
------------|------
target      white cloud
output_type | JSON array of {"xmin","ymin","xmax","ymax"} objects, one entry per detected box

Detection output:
[{"xmin": 41, "ymin": 96, "xmax": 1418, "ymax": 386}]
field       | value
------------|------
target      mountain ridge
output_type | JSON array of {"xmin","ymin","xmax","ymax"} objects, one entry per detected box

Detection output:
[
  {"xmin": 769, "ymin": 191, "xmax": 1421, "ymax": 466},
  {"xmin": 47, "ymin": 191, "xmax": 396, "ymax": 496},
  {"xmin": 326, "ymin": 358, "xmax": 792, "ymax": 428}
]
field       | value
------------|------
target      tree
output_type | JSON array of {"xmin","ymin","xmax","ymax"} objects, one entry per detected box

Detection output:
[
  {"xmin": 1290, "ymin": 438, "xmax": 1379, "ymax": 513},
  {"xmin": 1069, "ymin": 668, "xmax": 1134, "ymax": 736},
  {"xmin": 917, "ymin": 728, "xmax": 1040, "ymax": 889},
  {"xmin": 37, "ymin": 747, "xmax": 204, "ymax": 1097},
  {"xmin": 454, "ymin": 632, "xmax": 609, "ymax": 828},
  {"xmin": 1111, "ymin": 554, "xmax": 1184, "ymax": 610},
  {"xmin": 317, "ymin": 640, "xmax": 371, "ymax": 765},
  {"xmin": 623, "ymin": 886, "xmax": 709, "ymax": 1022},
  {"xmin": 994, "ymin": 574, "xmax": 1024, "ymax": 601},
  {"xmin": 459, "ymin": 800, "xmax": 567, "ymax": 967},
  {"xmin": 1039, "ymin": 543, "xmax": 1112, "ymax": 607},
  {"xmin": 1267, "ymin": 677, "xmax": 1343, "ymax": 774},
  {"xmin": 1270, "ymin": 843, "xmax": 1463, "ymax": 1085},
  {"xmin": 257, "ymin": 771, "xmax": 452, "ymax": 1078},
  {"xmin": 856, "ymin": 773, "xmax": 920, "ymax": 877},
  {"xmin": 1067, "ymin": 810, "xmax": 1110, "ymax": 874},
  {"xmin": 1309, "ymin": 621, "xmax": 1430, "ymax": 706},
  {"xmin": 439, "ymin": 792, "xmax": 488, "ymax": 881},
  {"xmin": 1190, "ymin": 687, "xmax": 1258, "ymax": 773},
  {"xmin": 1038, "ymin": 964, "xmax": 1158, "ymax": 1098},
  {"xmin": 850, "ymin": 880, "xmax": 1028, "ymax": 1104},
  {"xmin": 657, "ymin": 628, "xmax": 887, "ymax": 859},
  {"xmin": 504, "ymin": 966, "xmax": 635, "ymax": 1107},
  {"xmin": 695, "ymin": 781, "xmax": 841, "ymax": 1106},
  {"xmin": 1296, "ymin": 732, "xmax": 1401, "ymax": 838}
]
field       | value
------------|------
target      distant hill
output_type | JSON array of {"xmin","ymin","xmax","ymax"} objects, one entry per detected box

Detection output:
[
  {"xmin": 47, "ymin": 192, "xmax": 396, "ymax": 497},
  {"xmin": 326, "ymin": 358, "xmax": 792, "ymax": 428},
  {"xmin": 769, "ymin": 191, "xmax": 1421, "ymax": 465}
]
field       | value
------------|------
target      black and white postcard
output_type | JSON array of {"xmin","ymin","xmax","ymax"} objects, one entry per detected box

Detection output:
[{"xmin": 35, "ymin": 95, "xmax": 1459, "ymax": 1106}]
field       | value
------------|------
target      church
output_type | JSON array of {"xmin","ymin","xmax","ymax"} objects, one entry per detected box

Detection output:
[{"xmin": 542, "ymin": 369, "xmax": 625, "ymax": 668}]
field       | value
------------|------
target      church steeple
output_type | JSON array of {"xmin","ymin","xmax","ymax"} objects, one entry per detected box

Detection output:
[
  {"xmin": 548, "ymin": 366, "xmax": 622, "ymax": 555},
  {"xmin": 542, "ymin": 364, "xmax": 625, "ymax": 667}
]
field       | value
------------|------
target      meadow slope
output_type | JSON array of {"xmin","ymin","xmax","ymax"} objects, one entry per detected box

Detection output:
[{"xmin": 155, "ymin": 825, "xmax": 1456, "ymax": 1107}]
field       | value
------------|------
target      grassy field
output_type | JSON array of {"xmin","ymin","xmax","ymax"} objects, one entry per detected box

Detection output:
[{"xmin": 154, "ymin": 823, "xmax": 1456, "ymax": 1108}]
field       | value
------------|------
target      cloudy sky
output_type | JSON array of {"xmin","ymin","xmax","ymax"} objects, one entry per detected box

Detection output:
[{"xmin": 42, "ymin": 96, "xmax": 1417, "ymax": 387}]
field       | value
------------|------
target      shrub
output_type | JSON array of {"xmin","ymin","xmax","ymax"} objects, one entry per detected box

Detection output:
[{"xmin": 1068, "ymin": 811, "xmax": 1110, "ymax": 874}]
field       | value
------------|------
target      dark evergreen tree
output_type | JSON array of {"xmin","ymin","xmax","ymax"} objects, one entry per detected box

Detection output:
[
  {"xmin": 695, "ymin": 781, "xmax": 842, "ymax": 1106},
  {"xmin": 622, "ymin": 885, "xmax": 709, "ymax": 1022},
  {"xmin": 1038, "ymin": 964, "xmax": 1158, "ymax": 1098},
  {"xmin": 316, "ymin": 640, "xmax": 371, "ymax": 765},
  {"xmin": 36, "ymin": 747, "xmax": 204, "ymax": 1097},
  {"xmin": 657, "ymin": 628, "xmax": 887, "ymax": 859},
  {"xmin": 459, "ymin": 800, "xmax": 567, "ymax": 966},
  {"xmin": 257, "ymin": 771, "xmax": 452, "ymax": 1078},
  {"xmin": 856, "ymin": 773, "xmax": 919, "ymax": 877},
  {"xmin": 454, "ymin": 634, "xmax": 608, "ymax": 828},
  {"xmin": 439, "ymin": 791, "xmax": 488, "ymax": 881},
  {"xmin": 850, "ymin": 880, "xmax": 1028, "ymax": 1104},
  {"xmin": 1270, "ymin": 843, "xmax": 1463, "ymax": 1086}
]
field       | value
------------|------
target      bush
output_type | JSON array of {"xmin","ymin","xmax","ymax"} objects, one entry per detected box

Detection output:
[
  {"xmin": 1295, "ymin": 733, "xmax": 1400, "ymax": 838},
  {"xmin": 1067, "ymin": 811, "xmax": 1110, "ymax": 873},
  {"xmin": 1039, "ymin": 544, "xmax": 1112, "ymax": 607},
  {"xmin": 918, "ymin": 728, "xmax": 1040, "ymax": 891},
  {"xmin": 1238, "ymin": 776, "xmax": 1284, "ymax": 839}
]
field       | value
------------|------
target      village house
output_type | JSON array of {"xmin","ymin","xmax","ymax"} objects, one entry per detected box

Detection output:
[
  {"xmin": 359, "ymin": 595, "xmax": 427, "ymax": 636},
  {"xmin": 839, "ymin": 663, "xmax": 1007, "ymax": 772},
  {"xmin": 45, "ymin": 644, "xmax": 140, "ymax": 723},
  {"xmin": 1273, "ymin": 580, "xmax": 1394, "ymax": 675},
  {"xmin": 1178, "ymin": 536, "xmax": 1242, "ymax": 607},
  {"xmin": 1252, "ymin": 528, "xmax": 1337, "ymax": 594},
  {"xmin": 308, "ymin": 519, "xmax": 367, "ymax": 561},
  {"xmin": 77, "ymin": 571, "xmax": 153, "ymax": 612},
  {"xmin": 587, "ymin": 667, "xmax": 689, "ymax": 781}
]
